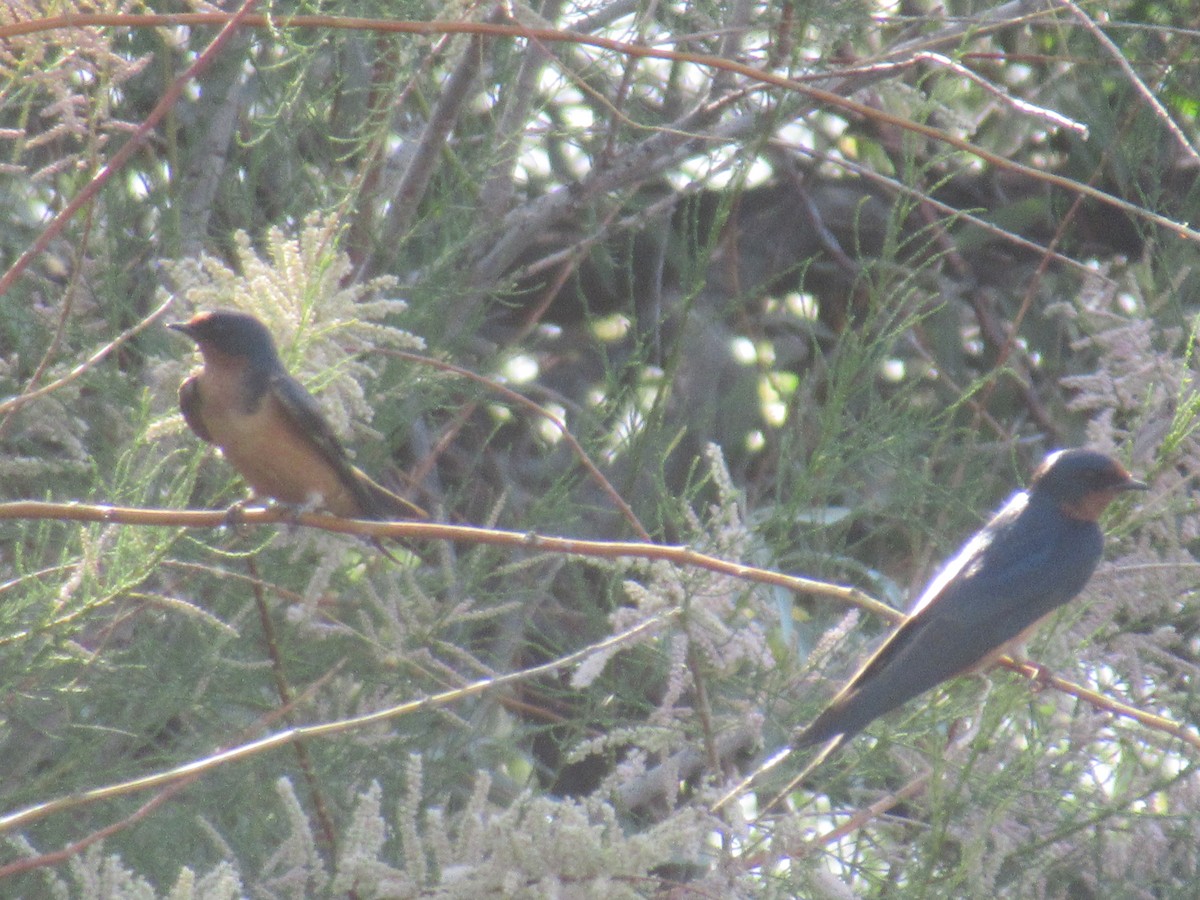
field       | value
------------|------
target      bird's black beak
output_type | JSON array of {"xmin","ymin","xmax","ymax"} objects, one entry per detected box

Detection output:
[
  {"xmin": 1119, "ymin": 477, "xmax": 1150, "ymax": 492},
  {"xmin": 168, "ymin": 321, "xmax": 195, "ymax": 338}
]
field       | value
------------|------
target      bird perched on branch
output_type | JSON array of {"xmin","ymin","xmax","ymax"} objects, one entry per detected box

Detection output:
[
  {"xmin": 793, "ymin": 448, "xmax": 1147, "ymax": 752},
  {"xmin": 169, "ymin": 309, "xmax": 425, "ymax": 521}
]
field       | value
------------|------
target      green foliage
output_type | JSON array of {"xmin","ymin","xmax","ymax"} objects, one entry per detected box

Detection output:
[{"xmin": 2, "ymin": 1, "xmax": 1199, "ymax": 896}]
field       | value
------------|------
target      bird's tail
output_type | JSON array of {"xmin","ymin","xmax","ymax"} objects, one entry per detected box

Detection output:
[
  {"xmin": 791, "ymin": 686, "xmax": 878, "ymax": 750},
  {"xmin": 710, "ymin": 733, "xmax": 846, "ymax": 817},
  {"xmin": 791, "ymin": 704, "xmax": 847, "ymax": 750},
  {"xmin": 352, "ymin": 467, "xmax": 428, "ymax": 520},
  {"xmin": 758, "ymin": 734, "xmax": 844, "ymax": 815},
  {"xmin": 710, "ymin": 701, "xmax": 857, "ymax": 816}
]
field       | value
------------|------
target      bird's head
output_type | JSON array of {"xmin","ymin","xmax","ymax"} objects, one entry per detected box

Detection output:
[
  {"xmin": 1030, "ymin": 448, "xmax": 1148, "ymax": 521},
  {"xmin": 169, "ymin": 309, "xmax": 282, "ymax": 369}
]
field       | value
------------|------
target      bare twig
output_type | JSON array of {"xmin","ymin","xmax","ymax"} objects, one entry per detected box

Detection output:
[
  {"xmin": 390, "ymin": 349, "xmax": 654, "ymax": 541},
  {"xmin": 0, "ymin": 1, "xmax": 263, "ymax": 299},
  {"xmin": 0, "ymin": 500, "xmax": 1188, "ymax": 751},
  {"xmin": 1059, "ymin": 0, "xmax": 1200, "ymax": 164},
  {"xmin": 2, "ymin": 11, "xmax": 1193, "ymax": 272},
  {"xmin": 0, "ymin": 295, "xmax": 174, "ymax": 419},
  {"xmin": 380, "ymin": 12, "xmax": 494, "ymax": 245},
  {"xmin": 833, "ymin": 50, "xmax": 1089, "ymax": 137},
  {"xmin": 0, "ymin": 663, "xmax": 344, "ymax": 877},
  {"xmin": 0, "ymin": 608, "xmax": 676, "ymax": 834},
  {"xmin": 0, "ymin": 499, "xmax": 868, "ymax": 609},
  {"xmin": 478, "ymin": 0, "xmax": 565, "ymax": 220}
]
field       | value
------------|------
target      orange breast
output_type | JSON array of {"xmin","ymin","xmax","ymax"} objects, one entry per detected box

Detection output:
[{"xmin": 193, "ymin": 368, "xmax": 360, "ymax": 516}]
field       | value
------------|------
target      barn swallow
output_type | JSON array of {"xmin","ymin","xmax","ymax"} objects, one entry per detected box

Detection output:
[
  {"xmin": 169, "ymin": 309, "xmax": 425, "ymax": 521},
  {"xmin": 793, "ymin": 448, "xmax": 1147, "ymax": 751}
]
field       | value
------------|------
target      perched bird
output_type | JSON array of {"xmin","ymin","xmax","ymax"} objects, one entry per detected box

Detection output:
[
  {"xmin": 793, "ymin": 448, "xmax": 1147, "ymax": 751},
  {"xmin": 169, "ymin": 309, "xmax": 425, "ymax": 521}
]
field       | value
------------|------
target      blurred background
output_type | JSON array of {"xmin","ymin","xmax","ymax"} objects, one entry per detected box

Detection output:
[{"xmin": 0, "ymin": 2, "xmax": 1197, "ymax": 896}]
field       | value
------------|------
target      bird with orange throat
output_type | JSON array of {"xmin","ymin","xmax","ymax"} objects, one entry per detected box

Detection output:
[{"xmin": 170, "ymin": 309, "xmax": 425, "ymax": 523}]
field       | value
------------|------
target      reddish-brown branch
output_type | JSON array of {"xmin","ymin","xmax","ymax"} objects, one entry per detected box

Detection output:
[
  {"xmin": 0, "ymin": 2, "xmax": 263, "ymax": 299},
  {"xmin": 0, "ymin": 11, "xmax": 1194, "ymax": 246},
  {"xmin": 0, "ymin": 499, "xmax": 1189, "ymax": 748}
]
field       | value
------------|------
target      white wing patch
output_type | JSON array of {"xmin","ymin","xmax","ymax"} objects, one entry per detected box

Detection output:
[{"xmin": 908, "ymin": 491, "xmax": 1029, "ymax": 616}]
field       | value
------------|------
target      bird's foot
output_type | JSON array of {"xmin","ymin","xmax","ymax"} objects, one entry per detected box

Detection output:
[
  {"xmin": 270, "ymin": 500, "xmax": 316, "ymax": 531},
  {"xmin": 1025, "ymin": 662, "xmax": 1054, "ymax": 691},
  {"xmin": 223, "ymin": 499, "xmax": 253, "ymax": 534}
]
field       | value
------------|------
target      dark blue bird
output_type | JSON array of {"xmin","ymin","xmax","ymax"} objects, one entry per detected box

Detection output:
[{"xmin": 793, "ymin": 448, "xmax": 1147, "ymax": 750}]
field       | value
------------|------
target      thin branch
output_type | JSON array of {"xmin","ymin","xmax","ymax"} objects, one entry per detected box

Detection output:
[
  {"xmin": 835, "ymin": 50, "xmax": 1089, "ymax": 137},
  {"xmin": 1059, "ymin": 0, "xmax": 1200, "ymax": 164},
  {"xmin": 0, "ymin": 1, "xmax": 263, "ymax": 299},
  {"xmin": 390, "ymin": 349, "xmax": 654, "ymax": 541},
  {"xmin": 380, "ymin": 12, "xmax": 493, "ymax": 244},
  {"xmin": 246, "ymin": 556, "xmax": 340, "ymax": 857},
  {"xmin": 0, "ymin": 499, "xmax": 867, "ymax": 609},
  {"xmin": 0, "ymin": 608, "xmax": 677, "ymax": 834},
  {"xmin": 0, "ymin": 662, "xmax": 345, "ymax": 877},
  {"xmin": 478, "ymin": 0, "xmax": 565, "ymax": 220},
  {"xmin": 0, "ymin": 501, "xmax": 1189, "ymax": 752},
  {"xmin": 0, "ymin": 295, "xmax": 174, "ymax": 419},
  {"xmin": 2, "ymin": 11, "xmax": 1195, "ymax": 252}
]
